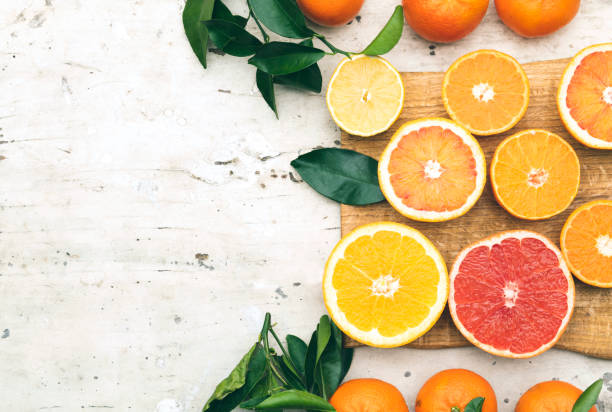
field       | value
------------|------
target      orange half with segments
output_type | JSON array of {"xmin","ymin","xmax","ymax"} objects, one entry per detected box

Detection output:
[
  {"xmin": 323, "ymin": 222, "xmax": 448, "ymax": 348},
  {"xmin": 378, "ymin": 118, "xmax": 486, "ymax": 222},
  {"xmin": 558, "ymin": 43, "xmax": 612, "ymax": 149}
]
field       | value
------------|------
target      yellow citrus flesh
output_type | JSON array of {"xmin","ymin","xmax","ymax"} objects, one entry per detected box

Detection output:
[
  {"xmin": 443, "ymin": 49, "xmax": 530, "ymax": 136},
  {"xmin": 326, "ymin": 55, "xmax": 404, "ymax": 137},
  {"xmin": 491, "ymin": 129, "xmax": 580, "ymax": 220},
  {"xmin": 323, "ymin": 222, "xmax": 448, "ymax": 348},
  {"xmin": 561, "ymin": 200, "xmax": 612, "ymax": 287},
  {"xmin": 558, "ymin": 43, "xmax": 612, "ymax": 149},
  {"xmin": 378, "ymin": 118, "xmax": 487, "ymax": 222}
]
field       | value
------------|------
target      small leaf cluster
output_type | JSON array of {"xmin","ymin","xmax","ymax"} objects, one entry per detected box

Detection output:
[
  {"xmin": 183, "ymin": 0, "xmax": 404, "ymax": 117},
  {"xmin": 202, "ymin": 313, "xmax": 353, "ymax": 411}
]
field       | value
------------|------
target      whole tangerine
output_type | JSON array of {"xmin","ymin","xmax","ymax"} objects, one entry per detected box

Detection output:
[
  {"xmin": 515, "ymin": 380, "xmax": 597, "ymax": 412},
  {"xmin": 415, "ymin": 369, "xmax": 497, "ymax": 412},
  {"xmin": 296, "ymin": 0, "xmax": 364, "ymax": 27},
  {"xmin": 495, "ymin": 0, "xmax": 580, "ymax": 37},
  {"xmin": 330, "ymin": 378, "xmax": 410, "ymax": 412},
  {"xmin": 402, "ymin": 0, "xmax": 489, "ymax": 43}
]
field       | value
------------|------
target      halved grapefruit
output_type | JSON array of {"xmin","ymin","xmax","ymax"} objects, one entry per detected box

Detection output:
[
  {"xmin": 378, "ymin": 118, "xmax": 486, "ymax": 222},
  {"xmin": 449, "ymin": 230, "xmax": 575, "ymax": 358},
  {"xmin": 558, "ymin": 43, "xmax": 612, "ymax": 150}
]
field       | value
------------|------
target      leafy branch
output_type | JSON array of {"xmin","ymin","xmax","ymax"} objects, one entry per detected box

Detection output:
[{"xmin": 183, "ymin": 0, "xmax": 404, "ymax": 117}]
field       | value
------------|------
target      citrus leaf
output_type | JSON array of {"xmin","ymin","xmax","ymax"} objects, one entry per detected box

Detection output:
[
  {"xmin": 249, "ymin": 41, "xmax": 325, "ymax": 75},
  {"xmin": 315, "ymin": 321, "xmax": 344, "ymax": 399},
  {"xmin": 203, "ymin": 343, "xmax": 268, "ymax": 412},
  {"xmin": 286, "ymin": 335, "xmax": 308, "ymax": 377},
  {"xmin": 241, "ymin": 389, "xmax": 335, "ymax": 410},
  {"xmin": 290, "ymin": 148, "xmax": 385, "ymax": 205},
  {"xmin": 247, "ymin": 0, "xmax": 315, "ymax": 38},
  {"xmin": 204, "ymin": 19, "xmax": 262, "ymax": 57},
  {"xmin": 274, "ymin": 63, "xmax": 322, "ymax": 92},
  {"xmin": 183, "ymin": 0, "xmax": 215, "ymax": 69},
  {"xmin": 464, "ymin": 397, "xmax": 485, "ymax": 412},
  {"xmin": 362, "ymin": 6, "xmax": 404, "ymax": 56},
  {"xmin": 212, "ymin": 0, "xmax": 248, "ymax": 27},
  {"xmin": 315, "ymin": 316, "xmax": 331, "ymax": 366},
  {"xmin": 572, "ymin": 379, "xmax": 603, "ymax": 412},
  {"xmin": 256, "ymin": 69, "xmax": 278, "ymax": 117},
  {"xmin": 304, "ymin": 330, "xmax": 318, "ymax": 392}
]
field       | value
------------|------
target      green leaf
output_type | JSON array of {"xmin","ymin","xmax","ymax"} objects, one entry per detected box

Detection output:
[
  {"xmin": 362, "ymin": 5, "xmax": 404, "ymax": 56},
  {"xmin": 315, "ymin": 322, "xmax": 345, "ymax": 399},
  {"xmin": 203, "ymin": 343, "xmax": 268, "ymax": 412},
  {"xmin": 274, "ymin": 355, "xmax": 306, "ymax": 390},
  {"xmin": 249, "ymin": 41, "xmax": 325, "ymax": 75},
  {"xmin": 274, "ymin": 64, "xmax": 322, "ymax": 92},
  {"xmin": 572, "ymin": 379, "xmax": 603, "ymax": 412},
  {"xmin": 315, "ymin": 316, "xmax": 331, "ymax": 366},
  {"xmin": 304, "ymin": 330, "xmax": 318, "ymax": 392},
  {"xmin": 247, "ymin": 0, "xmax": 315, "ymax": 38},
  {"xmin": 290, "ymin": 148, "xmax": 385, "ymax": 205},
  {"xmin": 212, "ymin": 0, "xmax": 248, "ymax": 27},
  {"xmin": 464, "ymin": 397, "xmax": 485, "ymax": 412},
  {"xmin": 183, "ymin": 0, "xmax": 216, "ymax": 69},
  {"xmin": 256, "ymin": 69, "xmax": 278, "ymax": 117},
  {"xmin": 241, "ymin": 389, "xmax": 335, "ymax": 410},
  {"xmin": 286, "ymin": 335, "xmax": 308, "ymax": 377},
  {"xmin": 204, "ymin": 19, "xmax": 262, "ymax": 57}
]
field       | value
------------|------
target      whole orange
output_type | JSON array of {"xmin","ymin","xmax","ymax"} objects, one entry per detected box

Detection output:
[
  {"xmin": 495, "ymin": 0, "xmax": 580, "ymax": 37},
  {"xmin": 296, "ymin": 0, "xmax": 364, "ymax": 27},
  {"xmin": 330, "ymin": 378, "xmax": 410, "ymax": 412},
  {"xmin": 415, "ymin": 369, "xmax": 497, "ymax": 412},
  {"xmin": 402, "ymin": 0, "xmax": 489, "ymax": 43},
  {"xmin": 515, "ymin": 381, "xmax": 597, "ymax": 412}
]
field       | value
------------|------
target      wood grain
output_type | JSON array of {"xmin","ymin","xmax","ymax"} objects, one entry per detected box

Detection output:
[{"xmin": 341, "ymin": 58, "xmax": 612, "ymax": 359}]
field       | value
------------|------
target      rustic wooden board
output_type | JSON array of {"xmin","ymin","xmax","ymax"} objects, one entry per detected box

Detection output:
[{"xmin": 341, "ymin": 58, "xmax": 612, "ymax": 359}]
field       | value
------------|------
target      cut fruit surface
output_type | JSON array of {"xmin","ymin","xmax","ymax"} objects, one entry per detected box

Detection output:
[
  {"xmin": 491, "ymin": 129, "xmax": 580, "ymax": 220},
  {"xmin": 323, "ymin": 222, "xmax": 448, "ymax": 348},
  {"xmin": 443, "ymin": 50, "xmax": 530, "ymax": 135},
  {"xmin": 326, "ymin": 55, "xmax": 404, "ymax": 137},
  {"xmin": 449, "ymin": 230, "xmax": 575, "ymax": 358},
  {"xmin": 561, "ymin": 200, "xmax": 612, "ymax": 288},
  {"xmin": 558, "ymin": 43, "xmax": 612, "ymax": 149},
  {"xmin": 378, "ymin": 118, "xmax": 486, "ymax": 222}
]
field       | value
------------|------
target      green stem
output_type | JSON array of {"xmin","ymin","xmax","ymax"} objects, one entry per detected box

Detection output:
[
  {"xmin": 250, "ymin": 11, "xmax": 269, "ymax": 43},
  {"xmin": 315, "ymin": 34, "xmax": 352, "ymax": 58},
  {"xmin": 269, "ymin": 358, "xmax": 289, "ymax": 387},
  {"xmin": 451, "ymin": 407, "xmax": 461, "ymax": 412},
  {"xmin": 269, "ymin": 327, "xmax": 304, "ymax": 382}
]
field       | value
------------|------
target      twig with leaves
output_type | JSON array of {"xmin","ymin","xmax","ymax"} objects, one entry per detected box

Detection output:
[{"xmin": 183, "ymin": 0, "xmax": 404, "ymax": 117}]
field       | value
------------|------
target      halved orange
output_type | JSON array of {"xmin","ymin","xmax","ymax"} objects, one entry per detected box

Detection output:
[
  {"xmin": 443, "ymin": 50, "xmax": 530, "ymax": 136},
  {"xmin": 323, "ymin": 222, "xmax": 448, "ymax": 348},
  {"xmin": 326, "ymin": 55, "xmax": 404, "ymax": 137},
  {"xmin": 378, "ymin": 118, "xmax": 486, "ymax": 222},
  {"xmin": 558, "ymin": 43, "xmax": 612, "ymax": 150},
  {"xmin": 449, "ymin": 230, "xmax": 575, "ymax": 358},
  {"xmin": 490, "ymin": 129, "xmax": 580, "ymax": 220},
  {"xmin": 561, "ymin": 200, "xmax": 612, "ymax": 287}
]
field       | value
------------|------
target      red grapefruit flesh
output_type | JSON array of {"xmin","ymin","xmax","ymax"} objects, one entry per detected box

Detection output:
[{"xmin": 449, "ymin": 231, "xmax": 575, "ymax": 358}]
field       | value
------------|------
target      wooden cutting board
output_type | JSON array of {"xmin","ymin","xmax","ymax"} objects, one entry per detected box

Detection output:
[{"xmin": 341, "ymin": 58, "xmax": 612, "ymax": 359}]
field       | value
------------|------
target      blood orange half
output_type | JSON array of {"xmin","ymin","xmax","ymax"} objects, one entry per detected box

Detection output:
[
  {"xmin": 378, "ymin": 118, "xmax": 486, "ymax": 222},
  {"xmin": 558, "ymin": 43, "xmax": 612, "ymax": 149},
  {"xmin": 449, "ymin": 230, "xmax": 575, "ymax": 358}
]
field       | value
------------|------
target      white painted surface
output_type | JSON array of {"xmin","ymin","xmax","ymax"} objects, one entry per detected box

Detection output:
[{"xmin": 0, "ymin": 0, "xmax": 611, "ymax": 411}]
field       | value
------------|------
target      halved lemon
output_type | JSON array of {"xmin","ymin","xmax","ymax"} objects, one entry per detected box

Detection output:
[
  {"xmin": 326, "ymin": 55, "xmax": 404, "ymax": 137},
  {"xmin": 557, "ymin": 43, "xmax": 612, "ymax": 150},
  {"xmin": 378, "ymin": 118, "xmax": 487, "ymax": 222},
  {"xmin": 323, "ymin": 222, "xmax": 448, "ymax": 348}
]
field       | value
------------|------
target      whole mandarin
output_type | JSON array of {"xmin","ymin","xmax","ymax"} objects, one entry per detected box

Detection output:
[
  {"xmin": 296, "ymin": 0, "xmax": 364, "ymax": 27},
  {"xmin": 415, "ymin": 369, "xmax": 497, "ymax": 412},
  {"xmin": 515, "ymin": 380, "xmax": 597, "ymax": 412},
  {"xmin": 330, "ymin": 378, "xmax": 410, "ymax": 412},
  {"xmin": 495, "ymin": 0, "xmax": 580, "ymax": 37}
]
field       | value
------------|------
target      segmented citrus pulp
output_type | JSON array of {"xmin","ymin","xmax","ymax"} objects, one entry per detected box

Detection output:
[
  {"xmin": 558, "ymin": 43, "xmax": 612, "ymax": 149},
  {"xmin": 378, "ymin": 118, "xmax": 486, "ymax": 222},
  {"xmin": 326, "ymin": 55, "xmax": 404, "ymax": 137},
  {"xmin": 323, "ymin": 222, "xmax": 448, "ymax": 348},
  {"xmin": 490, "ymin": 129, "xmax": 580, "ymax": 220},
  {"xmin": 449, "ymin": 230, "xmax": 575, "ymax": 358},
  {"xmin": 443, "ymin": 50, "xmax": 530, "ymax": 135},
  {"xmin": 561, "ymin": 200, "xmax": 612, "ymax": 288}
]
